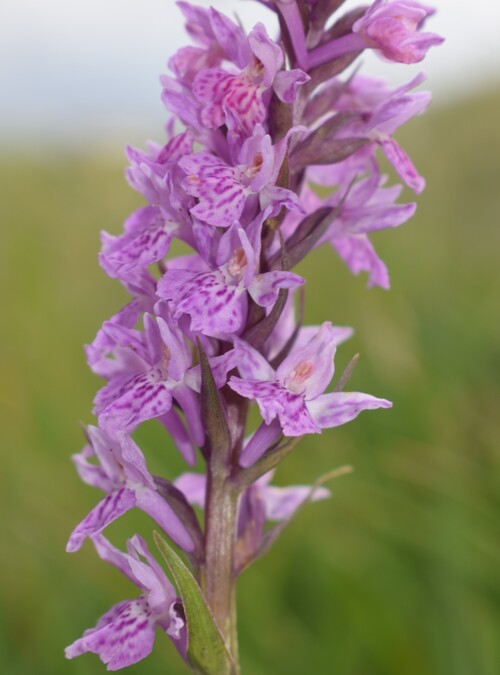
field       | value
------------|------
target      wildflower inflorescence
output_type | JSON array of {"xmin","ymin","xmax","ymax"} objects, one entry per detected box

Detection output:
[{"xmin": 66, "ymin": 1, "xmax": 442, "ymax": 671}]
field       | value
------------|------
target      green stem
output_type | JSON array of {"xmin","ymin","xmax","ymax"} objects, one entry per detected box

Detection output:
[
  {"xmin": 230, "ymin": 584, "xmax": 240, "ymax": 672},
  {"xmin": 202, "ymin": 468, "xmax": 241, "ymax": 674}
]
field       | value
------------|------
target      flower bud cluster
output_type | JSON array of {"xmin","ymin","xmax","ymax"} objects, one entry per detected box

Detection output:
[{"xmin": 66, "ymin": 1, "xmax": 441, "ymax": 670}]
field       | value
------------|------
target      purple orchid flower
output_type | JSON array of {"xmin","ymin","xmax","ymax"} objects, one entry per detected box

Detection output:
[
  {"xmin": 93, "ymin": 309, "xmax": 203, "ymax": 450},
  {"xmin": 169, "ymin": 3, "xmax": 251, "ymax": 85},
  {"xmin": 308, "ymin": 0, "xmax": 443, "ymax": 68},
  {"xmin": 229, "ymin": 322, "xmax": 392, "ymax": 465},
  {"xmin": 285, "ymin": 152, "xmax": 417, "ymax": 287},
  {"xmin": 125, "ymin": 129, "xmax": 194, "ymax": 211},
  {"xmin": 340, "ymin": 72, "xmax": 431, "ymax": 193},
  {"xmin": 85, "ymin": 269, "xmax": 157, "ymax": 379},
  {"xmin": 67, "ymin": 426, "xmax": 194, "ymax": 553},
  {"xmin": 302, "ymin": 72, "xmax": 431, "ymax": 193},
  {"xmin": 192, "ymin": 22, "xmax": 309, "ymax": 135},
  {"xmin": 99, "ymin": 206, "xmax": 176, "ymax": 280},
  {"xmin": 65, "ymin": 534, "xmax": 186, "ymax": 671},
  {"xmin": 97, "ymin": 130, "xmax": 198, "ymax": 282},
  {"xmin": 180, "ymin": 125, "xmax": 304, "ymax": 228},
  {"xmin": 157, "ymin": 218, "xmax": 304, "ymax": 338},
  {"xmin": 352, "ymin": 0, "xmax": 444, "ymax": 64},
  {"xmin": 169, "ymin": 4, "xmax": 229, "ymax": 85}
]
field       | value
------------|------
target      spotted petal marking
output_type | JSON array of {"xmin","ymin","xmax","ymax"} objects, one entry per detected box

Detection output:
[
  {"xmin": 380, "ymin": 137, "xmax": 425, "ymax": 193},
  {"xmin": 66, "ymin": 487, "xmax": 137, "ymax": 552},
  {"xmin": 278, "ymin": 390, "xmax": 321, "ymax": 436},
  {"xmin": 65, "ymin": 597, "xmax": 157, "ymax": 671},
  {"xmin": 159, "ymin": 267, "xmax": 246, "ymax": 336},
  {"xmin": 99, "ymin": 371, "xmax": 174, "ymax": 434},
  {"xmin": 193, "ymin": 68, "xmax": 234, "ymax": 128},
  {"xmin": 100, "ymin": 207, "xmax": 174, "ymax": 279},
  {"xmin": 223, "ymin": 75, "xmax": 266, "ymax": 135},
  {"xmin": 193, "ymin": 68, "xmax": 265, "ymax": 135},
  {"xmin": 180, "ymin": 152, "xmax": 246, "ymax": 227},
  {"xmin": 229, "ymin": 377, "xmax": 321, "ymax": 436}
]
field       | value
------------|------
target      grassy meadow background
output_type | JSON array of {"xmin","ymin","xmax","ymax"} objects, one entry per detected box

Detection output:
[{"xmin": 1, "ymin": 86, "xmax": 500, "ymax": 674}]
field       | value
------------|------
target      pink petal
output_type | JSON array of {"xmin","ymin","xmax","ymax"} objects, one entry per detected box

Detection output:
[
  {"xmin": 277, "ymin": 322, "xmax": 337, "ymax": 401},
  {"xmin": 381, "ymin": 137, "xmax": 425, "ymax": 193},
  {"xmin": 223, "ymin": 77, "xmax": 266, "ymax": 135},
  {"xmin": 192, "ymin": 68, "xmax": 233, "ymax": 128},
  {"xmin": 125, "ymin": 536, "xmax": 177, "ymax": 611},
  {"xmin": 234, "ymin": 338, "xmax": 276, "ymax": 382},
  {"xmin": 273, "ymin": 68, "xmax": 310, "ymax": 104},
  {"xmin": 248, "ymin": 270, "xmax": 304, "ymax": 308},
  {"xmin": 159, "ymin": 267, "xmax": 246, "ymax": 336},
  {"xmin": 72, "ymin": 445, "xmax": 112, "ymax": 492},
  {"xmin": 135, "ymin": 487, "xmax": 194, "ymax": 553},
  {"xmin": 65, "ymin": 597, "xmax": 156, "ymax": 670},
  {"xmin": 100, "ymin": 207, "xmax": 173, "ymax": 278},
  {"xmin": 181, "ymin": 152, "xmax": 246, "ymax": 227},
  {"xmin": 308, "ymin": 391, "xmax": 392, "ymax": 429},
  {"xmin": 99, "ymin": 372, "xmax": 173, "ymax": 433},
  {"xmin": 332, "ymin": 234, "xmax": 390, "ymax": 289},
  {"xmin": 229, "ymin": 378, "xmax": 284, "ymax": 426},
  {"xmin": 66, "ymin": 487, "xmax": 137, "ymax": 552},
  {"xmin": 261, "ymin": 484, "xmax": 330, "ymax": 521},
  {"xmin": 247, "ymin": 23, "xmax": 283, "ymax": 86},
  {"xmin": 208, "ymin": 7, "xmax": 250, "ymax": 67},
  {"xmin": 175, "ymin": 472, "xmax": 207, "ymax": 508},
  {"xmin": 278, "ymin": 390, "xmax": 321, "ymax": 436}
]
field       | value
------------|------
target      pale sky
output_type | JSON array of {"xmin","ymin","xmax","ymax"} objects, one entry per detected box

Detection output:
[{"xmin": 1, "ymin": 0, "xmax": 499, "ymax": 147}]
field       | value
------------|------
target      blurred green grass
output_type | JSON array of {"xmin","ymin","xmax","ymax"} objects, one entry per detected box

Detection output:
[{"xmin": 1, "ymin": 86, "xmax": 500, "ymax": 675}]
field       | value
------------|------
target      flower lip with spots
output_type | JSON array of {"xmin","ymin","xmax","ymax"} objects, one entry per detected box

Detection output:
[
  {"xmin": 92, "ymin": 309, "xmax": 205, "ymax": 461},
  {"xmin": 191, "ymin": 21, "xmax": 309, "ymax": 135},
  {"xmin": 157, "ymin": 219, "xmax": 304, "ymax": 338},
  {"xmin": 179, "ymin": 124, "xmax": 305, "ymax": 229},
  {"xmin": 229, "ymin": 323, "xmax": 392, "ymax": 464},
  {"xmin": 65, "ymin": 534, "xmax": 187, "ymax": 670}
]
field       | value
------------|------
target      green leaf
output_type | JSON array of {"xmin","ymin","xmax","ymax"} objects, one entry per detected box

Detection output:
[{"xmin": 153, "ymin": 531, "xmax": 235, "ymax": 675}]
